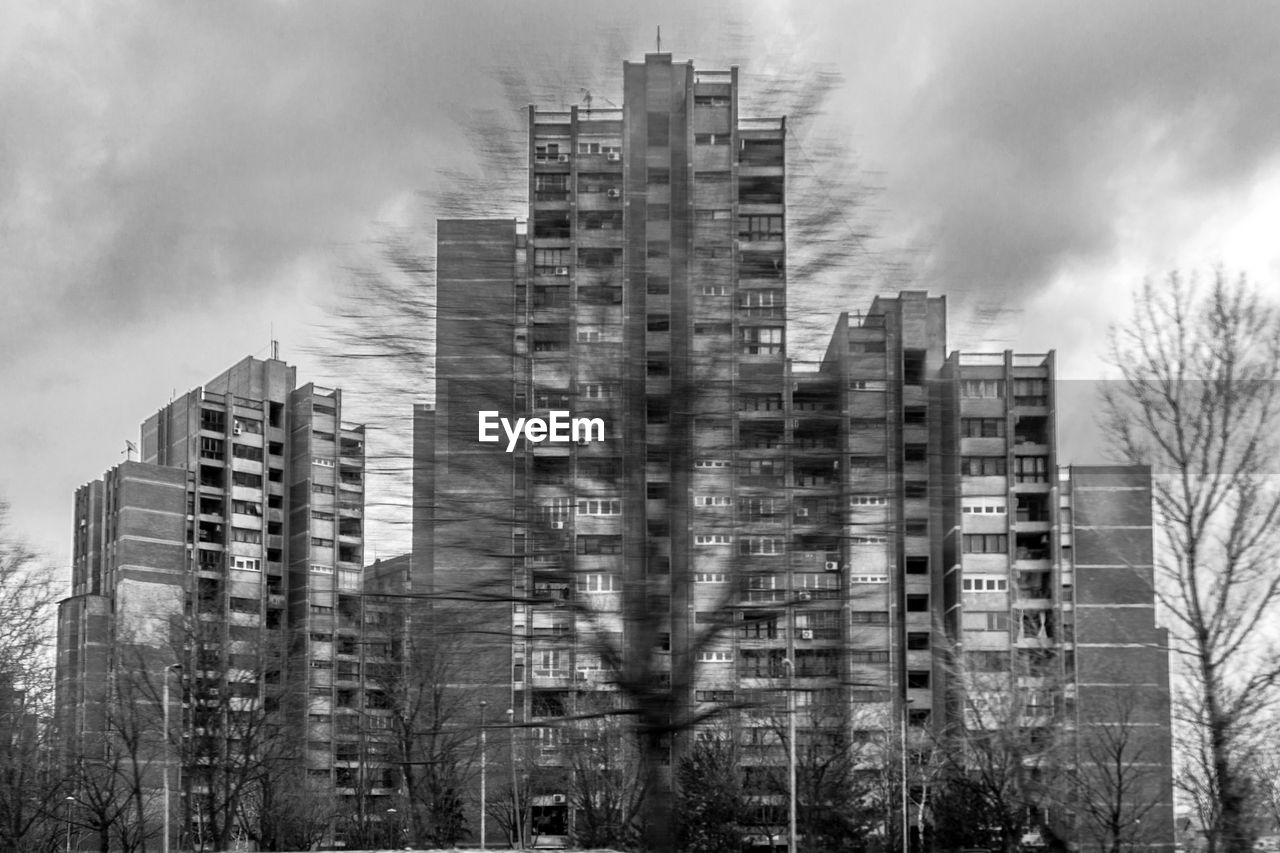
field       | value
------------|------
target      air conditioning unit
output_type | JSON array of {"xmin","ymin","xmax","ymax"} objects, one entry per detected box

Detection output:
[
  {"xmin": 795, "ymin": 507, "xmax": 809, "ymax": 517},
  {"xmin": 550, "ymin": 521, "xmax": 565, "ymax": 530},
  {"xmin": 554, "ymin": 266, "xmax": 570, "ymax": 276},
  {"xmin": 606, "ymin": 188, "xmax": 621, "ymax": 199},
  {"xmin": 557, "ymin": 154, "xmax": 570, "ymax": 163},
  {"xmin": 824, "ymin": 561, "xmax": 840, "ymax": 572},
  {"xmin": 606, "ymin": 152, "xmax": 621, "ymax": 162},
  {"xmin": 233, "ymin": 423, "xmax": 243, "ymax": 435},
  {"xmin": 799, "ymin": 629, "xmax": 814, "ymax": 640},
  {"xmin": 552, "ymin": 794, "xmax": 568, "ymax": 804}
]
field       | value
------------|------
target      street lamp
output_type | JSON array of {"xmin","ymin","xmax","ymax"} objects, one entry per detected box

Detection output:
[
  {"xmin": 386, "ymin": 807, "xmax": 397, "ymax": 849},
  {"xmin": 162, "ymin": 662, "xmax": 182, "ymax": 853},
  {"xmin": 64, "ymin": 795, "xmax": 75, "ymax": 853},
  {"xmin": 782, "ymin": 657, "xmax": 796, "ymax": 853},
  {"xmin": 507, "ymin": 707, "xmax": 520, "ymax": 849},
  {"xmin": 479, "ymin": 700, "xmax": 488, "ymax": 850}
]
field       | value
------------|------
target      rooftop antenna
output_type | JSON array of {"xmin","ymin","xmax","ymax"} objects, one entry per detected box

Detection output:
[
  {"xmin": 656, "ymin": 26, "xmax": 661, "ymax": 53},
  {"xmin": 122, "ymin": 440, "xmax": 137, "ymax": 462}
]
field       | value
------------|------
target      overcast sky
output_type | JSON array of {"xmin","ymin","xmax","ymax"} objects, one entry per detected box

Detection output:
[{"xmin": 4, "ymin": 1, "xmax": 1280, "ymax": 571}]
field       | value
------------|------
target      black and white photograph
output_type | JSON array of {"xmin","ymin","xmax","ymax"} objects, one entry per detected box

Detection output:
[{"xmin": 3, "ymin": 3, "xmax": 1280, "ymax": 852}]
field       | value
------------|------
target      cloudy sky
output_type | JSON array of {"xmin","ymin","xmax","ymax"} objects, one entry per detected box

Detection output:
[{"xmin": 4, "ymin": 1, "xmax": 1279, "ymax": 571}]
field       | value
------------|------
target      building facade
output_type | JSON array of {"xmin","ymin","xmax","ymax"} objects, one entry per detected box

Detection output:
[
  {"xmin": 56, "ymin": 356, "xmax": 379, "ymax": 849},
  {"xmin": 421, "ymin": 53, "xmax": 1175, "ymax": 850}
]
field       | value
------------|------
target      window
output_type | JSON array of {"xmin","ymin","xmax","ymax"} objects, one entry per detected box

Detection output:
[
  {"xmin": 963, "ymin": 534, "xmax": 1008, "ymax": 554},
  {"xmin": 737, "ymin": 324, "xmax": 783, "ymax": 353},
  {"xmin": 695, "ymin": 689, "xmax": 735, "ymax": 703},
  {"xmin": 738, "ymin": 289, "xmax": 784, "ymax": 318},
  {"xmin": 906, "ymin": 594, "xmax": 929, "ymax": 612},
  {"xmin": 960, "ymin": 379, "xmax": 1004, "ymax": 398},
  {"xmin": 576, "ymin": 139, "xmax": 620, "ymax": 155},
  {"xmin": 577, "ymin": 535, "xmax": 622, "ymax": 555},
  {"xmin": 1013, "ymin": 378, "xmax": 1048, "ymax": 406},
  {"xmin": 694, "ymin": 208, "xmax": 732, "ymax": 221},
  {"xmin": 694, "ymin": 572, "xmax": 728, "ymax": 583},
  {"xmin": 850, "ymin": 495, "xmax": 888, "ymax": 507},
  {"xmin": 962, "ymin": 576, "xmax": 1009, "ymax": 592},
  {"xmin": 738, "ymin": 214, "xmax": 784, "ymax": 242},
  {"xmin": 576, "ymin": 573, "xmax": 619, "ymax": 593},
  {"xmin": 695, "ymin": 534, "xmax": 732, "ymax": 546},
  {"xmin": 962, "ymin": 456, "xmax": 1008, "ymax": 477},
  {"xmin": 200, "ymin": 408, "xmax": 226, "ymax": 432},
  {"xmin": 906, "ymin": 632, "xmax": 930, "ymax": 650},
  {"xmin": 904, "ymin": 444, "xmax": 928, "ymax": 462},
  {"xmin": 534, "ymin": 248, "xmax": 570, "ymax": 273},
  {"xmin": 231, "ymin": 556, "xmax": 261, "ymax": 571},
  {"xmin": 850, "ymin": 574, "xmax": 890, "ymax": 584},
  {"xmin": 647, "ymin": 275, "xmax": 669, "ymax": 295},
  {"xmin": 231, "ymin": 500, "xmax": 261, "ymax": 516},
  {"xmin": 850, "ymin": 610, "xmax": 889, "ymax": 624},
  {"xmin": 1015, "ymin": 455, "xmax": 1049, "ymax": 483},
  {"xmin": 311, "ymin": 537, "xmax": 334, "ymax": 548},
  {"xmin": 904, "ymin": 481, "xmax": 928, "ymax": 498},
  {"xmin": 533, "ymin": 141, "xmax": 565, "ymax": 162},
  {"xmin": 311, "ymin": 564, "xmax": 333, "ymax": 575},
  {"xmin": 905, "ymin": 556, "xmax": 929, "ymax": 575},
  {"xmin": 577, "ymin": 499, "xmax": 621, "ymax": 516},
  {"xmin": 694, "ymin": 495, "xmax": 732, "ymax": 507},
  {"xmin": 199, "ymin": 436, "xmax": 225, "ymax": 460},
  {"xmin": 697, "ymin": 651, "xmax": 733, "ymax": 663},
  {"xmin": 232, "ymin": 528, "xmax": 262, "ymax": 544},
  {"xmin": 534, "ymin": 173, "xmax": 568, "ymax": 201},
  {"xmin": 738, "ymin": 536, "xmax": 783, "ymax": 555},
  {"xmin": 695, "ymin": 132, "xmax": 730, "ymax": 145},
  {"xmin": 963, "ymin": 499, "xmax": 1008, "ymax": 514},
  {"xmin": 647, "ymin": 241, "xmax": 669, "ymax": 259},
  {"xmin": 647, "ymin": 314, "xmax": 670, "ymax": 332},
  {"xmin": 313, "ymin": 458, "xmax": 334, "ymax": 468},
  {"xmin": 232, "ymin": 472, "xmax": 263, "ymax": 489},
  {"xmin": 739, "ymin": 393, "xmax": 784, "ymax": 411},
  {"xmin": 962, "ymin": 417, "xmax": 1006, "ymax": 438},
  {"xmin": 903, "ymin": 406, "xmax": 927, "ymax": 425},
  {"xmin": 903, "ymin": 349, "xmax": 926, "ymax": 386},
  {"xmin": 850, "ymin": 650, "xmax": 890, "ymax": 664},
  {"xmin": 694, "ymin": 459, "xmax": 730, "ymax": 468}
]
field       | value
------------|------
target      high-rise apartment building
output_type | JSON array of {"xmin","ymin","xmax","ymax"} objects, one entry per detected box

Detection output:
[
  {"xmin": 422, "ymin": 53, "xmax": 1174, "ymax": 850},
  {"xmin": 56, "ymin": 356, "xmax": 379, "ymax": 849}
]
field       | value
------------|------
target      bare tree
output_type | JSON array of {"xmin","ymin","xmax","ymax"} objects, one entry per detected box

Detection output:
[
  {"xmin": 1101, "ymin": 272, "xmax": 1280, "ymax": 853},
  {"xmin": 0, "ymin": 500, "xmax": 64, "ymax": 853},
  {"xmin": 381, "ymin": 606, "xmax": 479, "ymax": 848},
  {"xmin": 932, "ymin": 655, "xmax": 1073, "ymax": 853},
  {"xmin": 1072, "ymin": 693, "xmax": 1171, "ymax": 853},
  {"xmin": 562, "ymin": 696, "xmax": 646, "ymax": 850},
  {"xmin": 676, "ymin": 733, "xmax": 753, "ymax": 853}
]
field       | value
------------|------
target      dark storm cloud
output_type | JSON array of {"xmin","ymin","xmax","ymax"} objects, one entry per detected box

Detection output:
[{"xmin": 873, "ymin": 2, "xmax": 1280, "ymax": 305}]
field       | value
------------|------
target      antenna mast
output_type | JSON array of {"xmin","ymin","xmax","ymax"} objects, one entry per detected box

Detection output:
[{"xmin": 656, "ymin": 26, "xmax": 661, "ymax": 53}]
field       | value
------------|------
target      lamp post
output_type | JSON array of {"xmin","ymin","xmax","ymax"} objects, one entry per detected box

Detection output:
[
  {"xmin": 162, "ymin": 662, "xmax": 182, "ymax": 853},
  {"xmin": 782, "ymin": 657, "xmax": 796, "ymax": 853},
  {"xmin": 386, "ymin": 808, "xmax": 396, "ymax": 850},
  {"xmin": 64, "ymin": 795, "xmax": 75, "ymax": 853},
  {"xmin": 479, "ymin": 700, "xmax": 488, "ymax": 850},
  {"xmin": 507, "ymin": 707, "xmax": 520, "ymax": 849}
]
